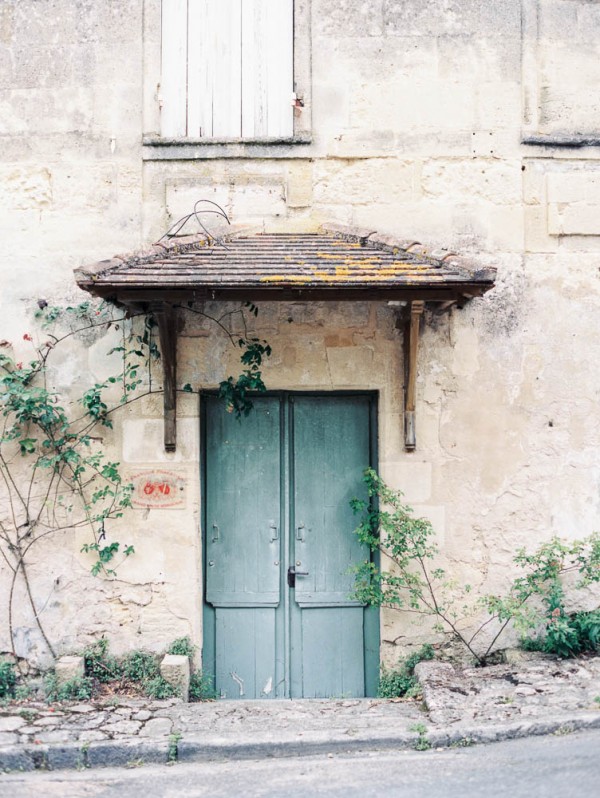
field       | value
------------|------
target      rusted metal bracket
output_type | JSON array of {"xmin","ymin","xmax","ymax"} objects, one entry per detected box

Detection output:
[
  {"xmin": 154, "ymin": 305, "xmax": 177, "ymax": 452},
  {"xmin": 403, "ymin": 300, "xmax": 425, "ymax": 451}
]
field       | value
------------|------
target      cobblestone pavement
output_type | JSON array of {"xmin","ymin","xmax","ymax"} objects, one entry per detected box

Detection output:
[{"xmin": 0, "ymin": 653, "xmax": 599, "ymax": 772}]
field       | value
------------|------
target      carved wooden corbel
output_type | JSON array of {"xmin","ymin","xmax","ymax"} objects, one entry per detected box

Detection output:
[
  {"xmin": 154, "ymin": 306, "xmax": 177, "ymax": 452},
  {"xmin": 404, "ymin": 300, "xmax": 425, "ymax": 450}
]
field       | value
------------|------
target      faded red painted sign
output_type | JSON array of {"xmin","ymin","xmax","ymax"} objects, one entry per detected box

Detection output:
[{"xmin": 130, "ymin": 470, "xmax": 187, "ymax": 509}]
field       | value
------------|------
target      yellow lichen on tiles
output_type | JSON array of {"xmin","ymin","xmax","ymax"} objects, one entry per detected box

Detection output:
[
  {"xmin": 314, "ymin": 251, "xmax": 344, "ymax": 260},
  {"xmin": 260, "ymin": 274, "xmax": 314, "ymax": 283}
]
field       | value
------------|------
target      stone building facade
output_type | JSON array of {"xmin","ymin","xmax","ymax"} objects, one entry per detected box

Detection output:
[{"xmin": 1, "ymin": 1, "xmax": 599, "ymax": 695}]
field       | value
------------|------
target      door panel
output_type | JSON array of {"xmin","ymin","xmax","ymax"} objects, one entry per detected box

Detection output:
[
  {"xmin": 299, "ymin": 608, "xmax": 365, "ymax": 699},
  {"xmin": 203, "ymin": 392, "xmax": 377, "ymax": 699},
  {"xmin": 215, "ymin": 607, "xmax": 279, "ymax": 699},
  {"xmin": 292, "ymin": 396, "xmax": 370, "ymax": 607},
  {"xmin": 205, "ymin": 395, "xmax": 281, "ymax": 607}
]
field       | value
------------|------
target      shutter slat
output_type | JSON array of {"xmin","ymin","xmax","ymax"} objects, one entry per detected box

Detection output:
[
  {"xmin": 160, "ymin": 0, "xmax": 188, "ymax": 138},
  {"xmin": 213, "ymin": 0, "xmax": 242, "ymax": 137},
  {"xmin": 187, "ymin": 0, "xmax": 207, "ymax": 137},
  {"xmin": 241, "ymin": 0, "xmax": 264, "ymax": 138},
  {"xmin": 266, "ymin": 0, "xmax": 294, "ymax": 137}
]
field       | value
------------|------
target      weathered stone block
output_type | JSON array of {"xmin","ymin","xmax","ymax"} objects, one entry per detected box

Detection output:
[
  {"xmin": 231, "ymin": 184, "xmax": 288, "ymax": 220},
  {"xmin": 122, "ymin": 418, "xmax": 198, "ymax": 463},
  {"xmin": 410, "ymin": 505, "xmax": 446, "ymax": 545},
  {"xmin": 379, "ymin": 461, "xmax": 432, "ymax": 503},
  {"xmin": 422, "ymin": 158, "xmax": 521, "ymax": 205},
  {"xmin": 139, "ymin": 717, "xmax": 173, "ymax": 737},
  {"xmin": 0, "ymin": 748, "xmax": 35, "ymax": 772},
  {"xmin": 0, "ymin": 166, "xmax": 52, "ymax": 209},
  {"xmin": 313, "ymin": 0, "xmax": 384, "ymax": 37},
  {"xmin": 547, "ymin": 172, "xmax": 600, "ymax": 205},
  {"xmin": 160, "ymin": 654, "xmax": 190, "ymax": 702},
  {"xmin": 548, "ymin": 203, "xmax": 600, "ymax": 237},
  {"xmin": 286, "ymin": 162, "xmax": 313, "ymax": 208},
  {"xmin": 166, "ymin": 183, "xmax": 231, "ymax": 225},
  {"xmin": 326, "ymin": 346, "xmax": 374, "ymax": 386},
  {"xmin": 86, "ymin": 739, "xmax": 170, "ymax": 768},
  {"xmin": 45, "ymin": 744, "xmax": 85, "ymax": 770},
  {"xmin": 314, "ymin": 159, "xmax": 418, "ymax": 206},
  {"xmin": 55, "ymin": 655, "xmax": 85, "ymax": 685},
  {"xmin": 524, "ymin": 206, "xmax": 555, "ymax": 254},
  {"xmin": 0, "ymin": 716, "xmax": 25, "ymax": 732},
  {"xmin": 384, "ymin": 0, "xmax": 520, "ymax": 38}
]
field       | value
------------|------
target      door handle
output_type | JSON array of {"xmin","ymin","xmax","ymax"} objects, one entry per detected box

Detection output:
[
  {"xmin": 269, "ymin": 521, "xmax": 279, "ymax": 542},
  {"xmin": 287, "ymin": 565, "xmax": 309, "ymax": 588},
  {"xmin": 296, "ymin": 523, "xmax": 305, "ymax": 542},
  {"xmin": 211, "ymin": 523, "xmax": 219, "ymax": 543}
]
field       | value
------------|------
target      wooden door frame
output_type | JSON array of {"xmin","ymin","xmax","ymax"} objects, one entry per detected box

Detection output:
[{"xmin": 200, "ymin": 390, "xmax": 380, "ymax": 698}]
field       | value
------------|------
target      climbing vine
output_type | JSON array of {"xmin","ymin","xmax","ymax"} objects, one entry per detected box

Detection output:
[
  {"xmin": 0, "ymin": 299, "xmax": 271, "ymax": 661},
  {"xmin": 352, "ymin": 469, "xmax": 600, "ymax": 664}
]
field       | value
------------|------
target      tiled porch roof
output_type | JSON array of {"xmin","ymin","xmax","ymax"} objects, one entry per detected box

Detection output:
[{"xmin": 74, "ymin": 224, "xmax": 496, "ymax": 305}]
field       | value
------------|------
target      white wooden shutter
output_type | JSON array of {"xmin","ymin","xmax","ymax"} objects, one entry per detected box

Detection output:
[{"xmin": 161, "ymin": 0, "xmax": 294, "ymax": 139}]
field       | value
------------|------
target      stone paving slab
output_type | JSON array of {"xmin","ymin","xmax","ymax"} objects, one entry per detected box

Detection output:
[
  {"xmin": 0, "ymin": 653, "xmax": 599, "ymax": 773},
  {"xmin": 415, "ymin": 653, "xmax": 600, "ymax": 725}
]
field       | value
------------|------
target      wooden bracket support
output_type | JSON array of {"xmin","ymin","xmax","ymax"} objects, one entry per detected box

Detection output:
[
  {"xmin": 404, "ymin": 300, "xmax": 425, "ymax": 451},
  {"xmin": 155, "ymin": 306, "xmax": 177, "ymax": 452}
]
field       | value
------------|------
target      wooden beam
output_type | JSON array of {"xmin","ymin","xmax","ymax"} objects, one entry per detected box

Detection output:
[
  {"xmin": 404, "ymin": 301, "xmax": 425, "ymax": 450},
  {"xmin": 155, "ymin": 306, "xmax": 178, "ymax": 452},
  {"xmin": 86, "ymin": 286, "xmax": 491, "ymax": 304}
]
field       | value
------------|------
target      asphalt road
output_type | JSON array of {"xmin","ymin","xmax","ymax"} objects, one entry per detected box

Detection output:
[{"xmin": 2, "ymin": 729, "xmax": 599, "ymax": 798}]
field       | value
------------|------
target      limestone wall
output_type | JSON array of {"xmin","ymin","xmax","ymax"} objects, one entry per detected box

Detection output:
[{"xmin": 1, "ymin": 0, "xmax": 599, "ymax": 668}]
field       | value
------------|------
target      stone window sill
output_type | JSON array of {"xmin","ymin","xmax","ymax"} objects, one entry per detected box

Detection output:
[
  {"xmin": 142, "ymin": 134, "xmax": 312, "ymax": 161},
  {"xmin": 522, "ymin": 134, "xmax": 600, "ymax": 149}
]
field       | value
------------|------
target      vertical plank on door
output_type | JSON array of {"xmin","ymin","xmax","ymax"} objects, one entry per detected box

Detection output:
[{"xmin": 160, "ymin": 0, "xmax": 188, "ymax": 137}]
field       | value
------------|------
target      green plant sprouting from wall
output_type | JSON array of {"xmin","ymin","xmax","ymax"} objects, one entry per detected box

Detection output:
[
  {"xmin": 352, "ymin": 469, "xmax": 600, "ymax": 664},
  {"xmin": 183, "ymin": 301, "xmax": 271, "ymax": 417},
  {"xmin": 0, "ymin": 299, "xmax": 271, "ymax": 662}
]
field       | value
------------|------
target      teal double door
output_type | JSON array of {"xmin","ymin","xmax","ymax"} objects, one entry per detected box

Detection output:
[{"xmin": 202, "ymin": 393, "xmax": 379, "ymax": 699}]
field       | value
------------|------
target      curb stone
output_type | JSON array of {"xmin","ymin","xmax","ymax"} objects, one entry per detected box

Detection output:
[
  {"xmin": 0, "ymin": 738, "xmax": 172, "ymax": 773},
  {"xmin": 2, "ymin": 713, "xmax": 600, "ymax": 771},
  {"xmin": 177, "ymin": 713, "xmax": 600, "ymax": 762},
  {"xmin": 86, "ymin": 739, "xmax": 171, "ymax": 768}
]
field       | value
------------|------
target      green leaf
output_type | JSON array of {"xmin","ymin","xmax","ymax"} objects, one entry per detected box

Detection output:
[{"xmin": 19, "ymin": 438, "xmax": 37, "ymax": 455}]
